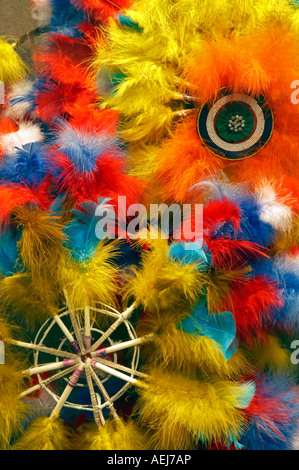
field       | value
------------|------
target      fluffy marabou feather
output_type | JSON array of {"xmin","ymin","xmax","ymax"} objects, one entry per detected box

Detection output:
[
  {"xmin": 220, "ymin": 275, "xmax": 284, "ymax": 343},
  {"xmin": 0, "ymin": 121, "xmax": 44, "ymax": 157},
  {"xmin": 34, "ymin": 34, "xmax": 94, "ymax": 85},
  {"xmin": 0, "ymin": 226, "xmax": 20, "ymax": 277},
  {"xmin": 255, "ymin": 179, "xmax": 298, "ymax": 233},
  {"xmin": 49, "ymin": 0, "xmax": 87, "ymax": 29},
  {"xmin": 13, "ymin": 206, "xmax": 66, "ymax": 290},
  {"xmin": 0, "ymin": 182, "xmax": 53, "ymax": 229},
  {"xmin": 124, "ymin": 239, "xmax": 208, "ymax": 313},
  {"xmin": 136, "ymin": 369, "xmax": 255, "ymax": 449},
  {"xmin": 138, "ymin": 310, "xmax": 251, "ymax": 381},
  {"xmin": 5, "ymin": 81, "xmax": 36, "ymax": 120},
  {"xmin": 34, "ymin": 78, "xmax": 95, "ymax": 124},
  {"xmin": 0, "ymin": 315, "xmax": 12, "ymax": 341},
  {"xmin": 253, "ymin": 258, "xmax": 299, "ymax": 332},
  {"xmin": 0, "ymin": 40, "xmax": 27, "ymax": 84},
  {"xmin": 248, "ymin": 335, "xmax": 291, "ymax": 373},
  {"xmin": 0, "ymin": 142, "xmax": 49, "ymax": 186},
  {"xmin": 64, "ymin": 199, "xmax": 115, "ymax": 262},
  {"xmin": 0, "ymin": 273, "xmax": 56, "ymax": 326},
  {"xmin": 48, "ymin": 123, "xmax": 144, "ymax": 206},
  {"xmin": 72, "ymin": 0, "xmax": 133, "ymax": 23},
  {"xmin": 273, "ymin": 216, "xmax": 299, "ymax": 254},
  {"xmin": 206, "ymin": 238, "xmax": 267, "ymax": 270},
  {"xmin": 242, "ymin": 373, "xmax": 299, "ymax": 450},
  {"xmin": 12, "ymin": 416, "xmax": 73, "ymax": 450},
  {"xmin": 74, "ymin": 419, "xmax": 146, "ymax": 451},
  {"xmin": 57, "ymin": 240, "xmax": 120, "ymax": 308},
  {"xmin": 0, "ymin": 359, "xmax": 29, "ymax": 449}
]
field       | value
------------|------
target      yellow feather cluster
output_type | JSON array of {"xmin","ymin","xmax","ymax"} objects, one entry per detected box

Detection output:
[
  {"xmin": 74, "ymin": 419, "xmax": 146, "ymax": 450},
  {"xmin": 12, "ymin": 417, "xmax": 74, "ymax": 450},
  {"xmin": 136, "ymin": 368, "xmax": 251, "ymax": 449},
  {"xmin": 0, "ymin": 272, "xmax": 54, "ymax": 327},
  {"xmin": 124, "ymin": 239, "xmax": 207, "ymax": 312},
  {"xmin": 57, "ymin": 240, "xmax": 121, "ymax": 309},
  {"xmin": 0, "ymin": 39, "xmax": 27, "ymax": 84},
  {"xmin": 142, "ymin": 313, "xmax": 251, "ymax": 380},
  {"xmin": 14, "ymin": 206, "xmax": 66, "ymax": 282},
  {"xmin": 0, "ymin": 358, "xmax": 29, "ymax": 449},
  {"xmin": 248, "ymin": 335, "xmax": 292, "ymax": 372}
]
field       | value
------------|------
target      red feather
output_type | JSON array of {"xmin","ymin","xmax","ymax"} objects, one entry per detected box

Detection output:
[
  {"xmin": 0, "ymin": 181, "xmax": 53, "ymax": 229},
  {"xmin": 72, "ymin": 0, "xmax": 133, "ymax": 22},
  {"xmin": 33, "ymin": 34, "xmax": 94, "ymax": 85},
  {"xmin": 49, "ymin": 149, "xmax": 144, "ymax": 208},
  {"xmin": 221, "ymin": 276, "xmax": 284, "ymax": 342}
]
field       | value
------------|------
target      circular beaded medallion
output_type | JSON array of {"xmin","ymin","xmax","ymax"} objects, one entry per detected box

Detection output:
[{"xmin": 197, "ymin": 89, "xmax": 274, "ymax": 160}]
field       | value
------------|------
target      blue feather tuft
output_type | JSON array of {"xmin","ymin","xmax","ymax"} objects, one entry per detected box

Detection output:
[
  {"xmin": 0, "ymin": 227, "xmax": 21, "ymax": 277},
  {"xmin": 252, "ymin": 258, "xmax": 299, "ymax": 331},
  {"xmin": 50, "ymin": 0, "xmax": 87, "ymax": 30},
  {"xmin": 63, "ymin": 199, "xmax": 116, "ymax": 262},
  {"xmin": 240, "ymin": 373, "xmax": 299, "ymax": 450},
  {"xmin": 53, "ymin": 122, "xmax": 121, "ymax": 175},
  {"xmin": 178, "ymin": 297, "xmax": 238, "ymax": 361},
  {"xmin": 0, "ymin": 142, "xmax": 49, "ymax": 186}
]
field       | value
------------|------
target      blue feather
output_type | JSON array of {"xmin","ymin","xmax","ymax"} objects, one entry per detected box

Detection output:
[
  {"xmin": 252, "ymin": 258, "xmax": 299, "ymax": 331},
  {"xmin": 50, "ymin": 0, "xmax": 87, "ymax": 29},
  {"xmin": 53, "ymin": 122, "xmax": 121, "ymax": 175},
  {"xmin": 240, "ymin": 373, "xmax": 299, "ymax": 450},
  {"xmin": 0, "ymin": 227, "xmax": 21, "ymax": 277},
  {"xmin": 212, "ymin": 194, "xmax": 275, "ymax": 248},
  {"xmin": 167, "ymin": 241, "xmax": 211, "ymax": 269},
  {"xmin": 178, "ymin": 298, "xmax": 238, "ymax": 361},
  {"xmin": 63, "ymin": 199, "xmax": 116, "ymax": 262},
  {"xmin": 0, "ymin": 142, "xmax": 49, "ymax": 186},
  {"xmin": 0, "ymin": 142, "xmax": 48, "ymax": 185}
]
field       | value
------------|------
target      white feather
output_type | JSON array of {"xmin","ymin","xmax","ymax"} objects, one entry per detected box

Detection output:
[
  {"xmin": 255, "ymin": 183, "xmax": 293, "ymax": 232},
  {"xmin": 5, "ymin": 81, "xmax": 36, "ymax": 120},
  {"xmin": 1, "ymin": 122, "xmax": 44, "ymax": 156}
]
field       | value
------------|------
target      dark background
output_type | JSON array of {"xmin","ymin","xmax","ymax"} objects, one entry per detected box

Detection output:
[{"xmin": 0, "ymin": 0, "xmax": 35, "ymax": 38}]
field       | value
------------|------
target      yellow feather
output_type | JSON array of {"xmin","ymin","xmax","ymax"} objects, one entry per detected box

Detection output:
[
  {"xmin": 0, "ymin": 358, "xmax": 29, "ymax": 449},
  {"xmin": 74, "ymin": 419, "xmax": 146, "ymax": 450},
  {"xmin": 57, "ymin": 240, "xmax": 121, "ymax": 309},
  {"xmin": 12, "ymin": 416, "xmax": 73, "ymax": 450},
  {"xmin": 124, "ymin": 238, "xmax": 207, "ymax": 312},
  {"xmin": 248, "ymin": 335, "xmax": 292, "ymax": 372},
  {"xmin": 136, "ymin": 368, "xmax": 251, "ymax": 449},
  {"xmin": 140, "ymin": 312, "xmax": 251, "ymax": 380},
  {"xmin": 0, "ymin": 39, "xmax": 27, "ymax": 84},
  {"xmin": 14, "ymin": 206, "xmax": 66, "ymax": 285},
  {"xmin": 0, "ymin": 272, "xmax": 56, "ymax": 328}
]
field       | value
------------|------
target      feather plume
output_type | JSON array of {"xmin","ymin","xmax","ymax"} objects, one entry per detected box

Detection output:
[
  {"xmin": 242, "ymin": 373, "xmax": 299, "ymax": 450},
  {"xmin": 12, "ymin": 416, "xmax": 73, "ymax": 450},
  {"xmin": 0, "ymin": 142, "xmax": 49, "ymax": 186},
  {"xmin": 0, "ymin": 181, "xmax": 53, "ymax": 229},
  {"xmin": 0, "ymin": 272, "xmax": 55, "ymax": 326},
  {"xmin": 0, "ymin": 225, "xmax": 20, "ymax": 277},
  {"xmin": 0, "ymin": 358, "xmax": 29, "ymax": 449},
  {"xmin": 124, "ymin": 238, "xmax": 208, "ymax": 312},
  {"xmin": 136, "ymin": 368, "xmax": 255, "ymax": 449},
  {"xmin": 0, "ymin": 40, "xmax": 27, "ymax": 84},
  {"xmin": 13, "ymin": 205, "xmax": 66, "ymax": 290},
  {"xmin": 74, "ymin": 418, "xmax": 146, "ymax": 450},
  {"xmin": 63, "ymin": 199, "xmax": 116, "ymax": 262},
  {"xmin": 57, "ymin": 239, "xmax": 121, "ymax": 308},
  {"xmin": 139, "ymin": 309, "xmax": 250, "ymax": 381}
]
